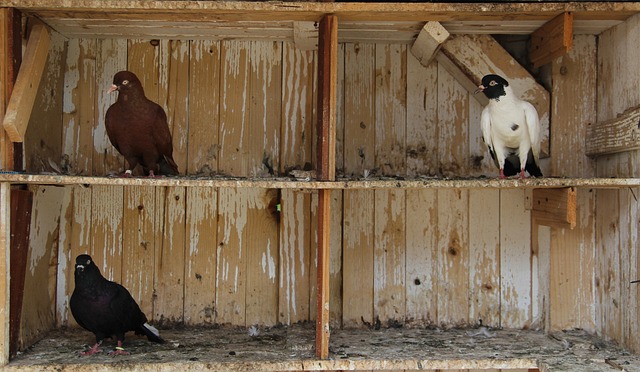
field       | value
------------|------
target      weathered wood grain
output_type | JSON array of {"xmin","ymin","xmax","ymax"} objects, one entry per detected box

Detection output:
[
  {"xmin": 19, "ymin": 186, "xmax": 64, "ymax": 350},
  {"xmin": 94, "ymin": 38, "xmax": 126, "ymax": 176},
  {"xmin": 153, "ymin": 187, "xmax": 186, "ymax": 324},
  {"xmin": 406, "ymin": 52, "xmax": 438, "ymax": 177},
  {"xmin": 436, "ymin": 189, "xmax": 469, "ymax": 326},
  {"xmin": 279, "ymin": 189, "xmax": 310, "ymax": 325},
  {"xmin": 342, "ymin": 189, "xmax": 374, "ymax": 327},
  {"xmin": 373, "ymin": 189, "xmax": 406, "ymax": 324},
  {"xmin": 469, "ymin": 189, "xmax": 501, "ymax": 327},
  {"xmin": 219, "ymin": 41, "xmax": 250, "ymax": 177},
  {"xmin": 499, "ymin": 189, "xmax": 532, "ymax": 328},
  {"xmin": 405, "ymin": 189, "xmax": 437, "ymax": 325},
  {"xmin": 122, "ymin": 186, "xmax": 157, "ymax": 319},
  {"xmin": 437, "ymin": 66, "xmax": 469, "ymax": 177},
  {"xmin": 249, "ymin": 41, "xmax": 282, "ymax": 177},
  {"xmin": 375, "ymin": 44, "xmax": 406, "ymax": 176},
  {"xmin": 184, "ymin": 187, "xmax": 217, "ymax": 325},
  {"xmin": 62, "ymin": 38, "xmax": 96, "ymax": 176},
  {"xmin": 343, "ymin": 43, "xmax": 375, "ymax": 177},
  {"xmin": 0, "ymin": 183, "xmax": 9, "ymax": 363},
  {"xmin": 245, "ymin": 188, "xmax": 278, "ymax": 327},
  {"xmin": 188, "ymin": 40, "xmax": 220, "ymax": 175}
]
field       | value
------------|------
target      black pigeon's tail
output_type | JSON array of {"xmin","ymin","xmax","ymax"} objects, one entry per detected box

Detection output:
[
  {"xmin": 138, "ymin": 322, "xmax": 165, "ymax": 343},
  {"xmin": 525, "ymin": 150, "xmax": 543, "ymax": 178}
]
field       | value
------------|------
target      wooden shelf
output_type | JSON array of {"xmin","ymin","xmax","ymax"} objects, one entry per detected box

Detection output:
[
  {"xmin": 1, "ymin": 173, "xmax": 639, "ymax": 190},
  {"xmin": 6, "ymin": 325, "xmax": 640, "ymax": 371}
]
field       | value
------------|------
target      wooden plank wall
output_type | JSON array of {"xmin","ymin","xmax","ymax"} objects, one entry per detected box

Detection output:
[
  {"xmin": 18, "ymin": 32, "xmax": 549, "ymax": 344},
  {"xmin": 594, "ymin": 12, "xmax": 640, "ymax": 353}
]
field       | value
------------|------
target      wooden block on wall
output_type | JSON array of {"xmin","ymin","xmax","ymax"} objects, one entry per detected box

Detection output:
[
  {"xmin": 586, "ymin": 104, "xmax": 640, "ymax": 157},
  {"xmin": 410, "ymin": 21, "xmax": 450, "ymax": 67},
  {"xmin": 530, "ymin": 187, "xmax": 577, "ymax": 229},
  {"xmin": 530, "ymin": 12, "xmax": 573, "ymax": 68},
  {"xmin": 2, "ymin": 23, "xmax": 50, "ymax": 143}
]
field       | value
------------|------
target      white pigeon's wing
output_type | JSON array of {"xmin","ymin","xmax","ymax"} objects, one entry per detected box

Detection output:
[
  {"xmin": 522, "ymin": 101, "xmax": 541, "ymax": 161},
  {"xmin": 481, "ymin": 107, "xmax": 499, "ymax": 168}
]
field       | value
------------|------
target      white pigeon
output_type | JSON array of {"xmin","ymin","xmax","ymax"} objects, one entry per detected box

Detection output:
[{"xmin": 476, "ymin": 74, "xmax": 543, "ymax": 179}]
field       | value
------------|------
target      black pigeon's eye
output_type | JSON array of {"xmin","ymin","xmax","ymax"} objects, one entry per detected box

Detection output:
[
  {"xmin": 489, "ymin": 80, "xmax": 497, "ymax": 86},
  {"xmin": 122, "ymin": 80, "xmax": 129, "ymax": 86}
]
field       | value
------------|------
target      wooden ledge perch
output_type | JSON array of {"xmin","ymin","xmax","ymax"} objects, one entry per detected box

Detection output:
[
  {"xmin": 529, "ymin": 12, "xmax": 573, "ymax": 68},
  {"xmin": 586, "ymin": 104, "xmax": 640, "ymax": 157},
  {"xmin": 2, "ymin": 23, "xmax": 50, "ymax": 143},
  {"xmin": 528, "ymin": 187, "xmax": 577, "ymax": 229}
]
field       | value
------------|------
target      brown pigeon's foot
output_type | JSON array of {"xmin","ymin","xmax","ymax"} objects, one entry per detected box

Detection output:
[
  {"xmin": 80, "ymin": 342, "xmax": 103, "ymax": 356},
  {"xmin": 119, "ymin": 170, "xmax": 133, "ymax": 178},
  {"xmin": 146, "ymin": 170, "xmax": 163, "ymax": 179},
  {"xmin": 109, "ymin": 341, "xmax": 130, "ymax": 356}
]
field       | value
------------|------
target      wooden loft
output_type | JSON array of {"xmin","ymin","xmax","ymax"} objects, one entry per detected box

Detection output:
[{"xmin": 2, "ymin": 1, "xmax": 640, "ymax": 368}]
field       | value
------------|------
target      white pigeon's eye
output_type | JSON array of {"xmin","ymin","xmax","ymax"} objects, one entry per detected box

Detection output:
[
  {"xmin": 122, "ymin": 80, "xmax": 129, "ymax": 86},
  {"xmin": 86, "ymin": 259, "xmax": 91, "ymax": 265},
  {"xmin": 489, "ymin": 80, "xmax": 497, "ymax": 86}
]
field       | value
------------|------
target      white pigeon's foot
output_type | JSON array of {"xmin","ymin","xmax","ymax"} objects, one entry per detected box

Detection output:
[
  {"xmin": 519, "ymin": 170, "xmax": 526, "ymax": 179},
  {"xmin": 499, "ymin": 169, "xmax": 507, "ymax": 179}
]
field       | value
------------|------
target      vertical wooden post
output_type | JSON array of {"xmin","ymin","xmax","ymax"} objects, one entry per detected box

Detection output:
[
  {"xmin": 315, "ymin": 14, "xmax": 337, "ymax": 359},
  {"xmin": 1, "ymin": 8, "xmax": 22, "ymax": 170},
  {"xmin": 0, "ymin": 183, "xmax": 10, "ymax": 365}
]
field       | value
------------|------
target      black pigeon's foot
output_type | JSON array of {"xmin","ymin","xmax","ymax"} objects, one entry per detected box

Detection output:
[
  {"xmin": 108, "ymin": 341, "xmax": 130, "ymax": 356},
  {"xmin": 80, "ymin": 343, "xmax": 103, "ymax": 356}
]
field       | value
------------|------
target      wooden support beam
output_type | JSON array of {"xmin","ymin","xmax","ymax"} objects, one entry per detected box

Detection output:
[
  {"xmin": 410, "ymin": 21, "xmax": 449, "ymax": 67},
  {"xmin": 440, "ymin": 34, "xmax": 551, "ymax": 158},
  {"xmin": 1, "ymin": 8, "xmax": 22, "ymax": 170},
  {"xmin": 2, "ymin": 23, "xmax": 50, "ymax": 143},
  {"xmin": 528, "ymin": 187, "xmax": 577, "ymax": 229},
  {"xmin": 530, "ymin": 12, "xmax": 573, "ymax": 68},
  {"xmin": 293, "ymin": 21, "xmax": 318, "ymax": 51},
  {"xmin": 586, "ymin": 104, "xmax": 640, "ymax": 157},
  {"xmin": 315, "ymin": 14, "xmax": 337, "ymax": 360},
  {"xmin": 0, "ymin": 183, "xmax": 9, "ymax": 365},
  {"xmin": 9, "ymin": 189, "xmax": 32, "ymax": 358}
]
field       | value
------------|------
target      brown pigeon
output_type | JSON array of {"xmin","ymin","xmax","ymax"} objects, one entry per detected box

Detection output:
[{"xmin": 105, "ymin": 70, "xmax": 179, "ymax": 177}]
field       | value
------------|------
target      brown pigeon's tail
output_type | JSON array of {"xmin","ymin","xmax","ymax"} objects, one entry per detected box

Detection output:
[
  {"xmin": 159, "ymin": 156, "xmax": 179, "ymax": 176},
  {"xmin": 138, "ymin": 322, "xmax": 165, "ymax": 343}
]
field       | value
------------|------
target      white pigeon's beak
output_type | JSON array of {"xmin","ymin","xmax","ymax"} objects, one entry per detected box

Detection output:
[
  {"xmin": 108, "ymin": 84, "xmax": 118, "ymax": 93},
  {"xmin": 474, "ymin": 85, "xmax": 485, "ymax": 94},
  {"xmin": 76, "ymin": 264, "xmax": 85, "ymax": 272}
]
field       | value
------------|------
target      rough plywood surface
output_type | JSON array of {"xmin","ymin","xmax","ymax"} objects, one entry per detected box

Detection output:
[{"xmin": 6, "ymin": 326, "xmax": 640, "ymax": 371}]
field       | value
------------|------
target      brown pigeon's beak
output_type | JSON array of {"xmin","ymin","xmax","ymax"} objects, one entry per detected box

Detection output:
[
  {"xmin": 108, "ymin": 84, "xmax": 118, "ymax": 93},
  {"xmin": 474, "ymin": 85, "xmax": 485, "ymax": 95}
]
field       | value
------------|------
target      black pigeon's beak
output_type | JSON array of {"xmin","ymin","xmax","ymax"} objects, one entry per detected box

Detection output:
[
  {"xmin": 108, "ymin": 84, "xmax": 119, "ymax": 93},
  {"xmin": 474, "ymin": 85, "xmax": 485, "ymax": 95}
]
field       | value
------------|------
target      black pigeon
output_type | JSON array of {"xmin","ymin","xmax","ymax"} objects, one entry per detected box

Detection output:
[
  {"xmin": 70, "ymin": 254, "xmax": 164, "ymax": 356},
  {"xmin": 105, "ymin": 70, "xmax": 179, "ymax": 177},
  {"xmin": 475, "ymin": 74, "xmax": 543, "ymax": 179}
]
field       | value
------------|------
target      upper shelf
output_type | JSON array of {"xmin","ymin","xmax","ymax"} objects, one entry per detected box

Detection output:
[
  {"xmin": 1, "ymin": 173, "xmax": 639, "ymax": 190},
  {"xmin": 5, "ymin": 1, "xmax": 640, "ymax": 40}
]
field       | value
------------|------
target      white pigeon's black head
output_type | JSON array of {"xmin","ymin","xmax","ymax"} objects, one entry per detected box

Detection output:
[
  {"xmin": 74, "ymin": 254, "xmax": 102, "ymax": 284},
  {"xmin": 476, "ymin": 74, "xmax": 509, "ymax": 100}
]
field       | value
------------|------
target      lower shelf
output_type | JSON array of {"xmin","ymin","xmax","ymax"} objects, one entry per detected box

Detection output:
[{"xmin": 7, "ymin": 324, "xmax": 640, "ymax": 371}]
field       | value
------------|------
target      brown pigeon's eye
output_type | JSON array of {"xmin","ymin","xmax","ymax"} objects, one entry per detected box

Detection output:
[
  {"xmin": 122, "ymin": 80, "xmax": 129, "ymax": 85},
  {"xmin": 489, "ymin": 80, "xmax": 497, "ymax": 86}
]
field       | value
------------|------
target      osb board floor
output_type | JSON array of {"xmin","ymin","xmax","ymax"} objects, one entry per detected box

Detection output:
[{"xmin": 6, "ymin": 324, "xmax": 640, "ymax": 371}]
